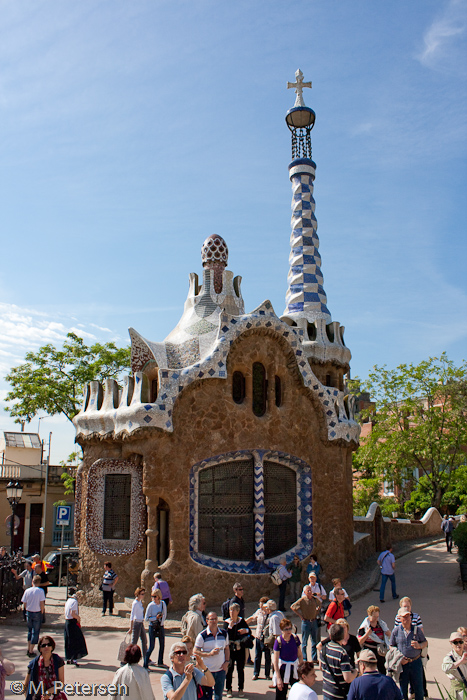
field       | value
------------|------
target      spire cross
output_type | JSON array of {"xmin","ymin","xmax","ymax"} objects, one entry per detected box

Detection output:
[{"xmin": 287, "ymin": 69, "xmax": 312, "ymax": 107}]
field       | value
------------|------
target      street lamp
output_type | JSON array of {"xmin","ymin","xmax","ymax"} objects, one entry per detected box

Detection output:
[{"xmin": 6, "ymin": 481, "xmax": 23, "ymax": 556}]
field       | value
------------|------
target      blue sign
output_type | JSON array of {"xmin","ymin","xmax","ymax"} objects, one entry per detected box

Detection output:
[{"xmin": 56, "ymin": 505, "xmax": 71, "ymax": 526}]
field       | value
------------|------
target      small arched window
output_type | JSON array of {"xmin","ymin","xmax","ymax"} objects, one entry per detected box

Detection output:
[
  {"xmin": 252, "ymin": 362, "xmax": 267, "ymax": 417},
  {"xmin": 326, "ymin": 374, "xmax": 333, "ymax": 387},
  {"xmin": 232, "ymin": 371, "xmax": 246, "ymax": 404},
  {"xmin": 275, "ymin": 376, "xmax": 283, "ymax": 407},
  {"xmin": 151, "ymin": 379, "xmax": 158, "ymax": 403}
]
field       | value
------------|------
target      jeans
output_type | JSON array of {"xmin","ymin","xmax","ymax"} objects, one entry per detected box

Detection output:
[
  {"xmin": 301, "ymin": 619, "xmax": 319, "ymax": 662},
  {"xmin": 399, "ymin": 656, "xmax": 424, "ymax": 700},
  {"xmin": 278, "ymin": 581, "xmax": 287, "ymax": 612},
  {"xmin": 27, "ymin": 610, "xmax": 42, "ymax": 644},
  {"xmin": 211, "ymin": 669, "xmax": 226, "ymax": 700},
  {"xmin": 289, "ymin": 581, "xmax": 301, "ymax": 601},
  {"xmin": 144, "ymin": 625, "xmax": 165, "ymax": 667},
  {"xmin": 253, "ymin": 638, "xmax": 271, "ymax": 677},
  {"xmin": 131, "ymin": 621, "xmax": 147, "ymax": 657},
  {"xmin": 226, "ymin": 647, "xmax": 245, "ymax": 691},
  {"xmin": 102, "ymin": 589, "xmax": 114, "ymax": 614},
  {"xmin": 380, "ymin": 573, "xmax": 397, "ymax": 600}
]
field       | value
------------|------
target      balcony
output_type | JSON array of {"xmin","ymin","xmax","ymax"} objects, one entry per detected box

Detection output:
[{"xmin": 0, "ymin": 464, "xmax": 64, "ymax": 483}]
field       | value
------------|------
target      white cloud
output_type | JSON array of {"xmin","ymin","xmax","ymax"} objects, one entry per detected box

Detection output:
[{"xmin": 417, "ymin": 0, "xmax": 467, "ymax": 72}]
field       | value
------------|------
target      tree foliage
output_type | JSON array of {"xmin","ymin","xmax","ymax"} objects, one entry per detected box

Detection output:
[
  {"xmin": 354, "ymin": 353, "xmax": 467, "ymax": 512},
  {"xmin": 4, "ymin": 332, "xmax": 131, "ymax": 425}
]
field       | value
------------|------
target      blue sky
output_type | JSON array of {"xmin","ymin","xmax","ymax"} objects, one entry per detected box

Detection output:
[{"xmin": 0, "ymin": 0, "xmax": 466, "ymax": 463}]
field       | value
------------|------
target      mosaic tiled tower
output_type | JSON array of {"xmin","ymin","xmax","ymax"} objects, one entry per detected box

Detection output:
[{"xmin": 282, "ymin": 70, "xmax": 351, "ymax": 383}]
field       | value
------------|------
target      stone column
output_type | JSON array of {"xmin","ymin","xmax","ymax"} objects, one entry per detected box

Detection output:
[
  {"xmin": 252, "ymin": 452, "xmax": 265, "ymax": 561},
  {"xmin": 141, "ymin": 494, "xmax": 159, "ymax": 589}
]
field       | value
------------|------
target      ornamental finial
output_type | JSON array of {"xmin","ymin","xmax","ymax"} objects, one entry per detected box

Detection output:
[{"xmin": 287, "ymin": 69, "xmax": 312, "ymax": 107}]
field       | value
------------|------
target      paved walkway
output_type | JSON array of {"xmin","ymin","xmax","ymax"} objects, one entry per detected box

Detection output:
[{"xmin": 1, "ymin": 541, "xmax": 464, "ymax": 699}]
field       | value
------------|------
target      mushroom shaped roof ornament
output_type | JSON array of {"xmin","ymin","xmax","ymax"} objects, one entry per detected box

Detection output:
[{"xmin": 201, "ymin": 234, "xmax": 229, "ymax": 269}]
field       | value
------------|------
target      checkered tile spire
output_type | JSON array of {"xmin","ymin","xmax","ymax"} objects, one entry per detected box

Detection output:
[{"xmin": 284, "ymin": 159, "xmax": 331, "ymax": 322}]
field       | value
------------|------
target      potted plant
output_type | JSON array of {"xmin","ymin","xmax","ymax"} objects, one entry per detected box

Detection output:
[{"xmin": 452, "ymin": 521, "xmax": 467, "ymax": 590}]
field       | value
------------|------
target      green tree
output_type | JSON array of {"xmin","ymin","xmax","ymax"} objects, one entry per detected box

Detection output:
[
  {"xmin": 4, "ymin": 332, "xmax": 131, "ymax": 425},
  {"xmin": 354, "ymin": 353, "xmax": 467, "ymax": 512}
]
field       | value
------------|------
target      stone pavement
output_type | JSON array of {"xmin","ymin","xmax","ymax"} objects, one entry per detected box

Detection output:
[{"xmin": 1, "ymin": 541, "xmax": 464, "ymax": 699}]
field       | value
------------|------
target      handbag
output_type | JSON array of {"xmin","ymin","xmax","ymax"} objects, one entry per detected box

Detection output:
[
  {"xmin": 342, "ymin": 598, "xmax": 352, "ymax": 618},
  {"xmin": 377, "ymin": 642, "xmax": 388, "ymax": 657},
  {"xmin": 117, "ymin": 632, "xmax": 131, "ymax": 662},
  {"xmin": 240, "ymin": 634, "xmax": 254, "ymax": 649},
  {"xmin": 150, "ymin": 618, "xmax": 162, "ymax": 635}
]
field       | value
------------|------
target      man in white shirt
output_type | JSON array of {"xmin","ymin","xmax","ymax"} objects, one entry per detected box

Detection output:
[
  {"xmin": 288, "ymin": 661, "xmax": 318, "ymax": 700},
  {"xmin": 195, "ymin": 612, "xmax": 230, "ymax": 700},
  {"xmin": 303, "ymin": 573, "xmax": 326, "ymax": 603},
  {"xmin": 22, "ymin": 575, "xmax": 46, "ymax": 656}
]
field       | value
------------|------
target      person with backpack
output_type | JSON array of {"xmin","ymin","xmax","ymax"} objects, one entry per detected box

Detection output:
[
  {"xmin": 161, "ymin": 642, "xmax": 214, "ymax": 700},
  {"xmin": 389, "ymin": 608, "xmax": 427, "ymax": 700},
  {"xmin": 442, "ymin": 632, "xmax": 467, "ymax": 700},
  {"xmin": 324, "ymin": 588, "xmax": 346, "ymax": 630},
  {"xmin": 195, "ymin": 612, "xmax": 230, "ymax": 700},
  {"xmin": 222, "ymin": 583, "xmax": 245, "ymax": 620},
  {"xmin": 272, "ymin": 618, "xmax": 303, "ymax": 700},
  {"xmin": 320, "ymin": 624, "xmax": 358, "ymax": 700}
]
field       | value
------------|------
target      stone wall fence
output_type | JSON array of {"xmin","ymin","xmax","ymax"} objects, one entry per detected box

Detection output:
[{"xmin": 353, "ymin": 502, "xmax": 444, "ymax": 565}]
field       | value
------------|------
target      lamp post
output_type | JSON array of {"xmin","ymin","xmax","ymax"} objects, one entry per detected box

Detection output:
[{"xmin": 6, "ymin": 481, "xmax": 23, "ymax": 556}]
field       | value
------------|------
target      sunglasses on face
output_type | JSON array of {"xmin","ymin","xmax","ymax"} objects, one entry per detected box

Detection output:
[
  {"xmin": 174, "ymin": 650, "xmax": 187, "ymax": 656},
  {"xmin": 283, "ymin": 627, "xmax": 292, "ymax": 631},
  {"xmin": 40, "ymin": 643, "xmax": 52, "ymax": 649},
  {"xmin": 452, "ymin": 641, "xmax": 464, "ymax": 646}
]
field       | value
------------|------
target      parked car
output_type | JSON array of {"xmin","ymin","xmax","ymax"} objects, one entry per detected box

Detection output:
[{"xmin": 43, "ymin": 548, "xmax": 80, "ymax": 586}]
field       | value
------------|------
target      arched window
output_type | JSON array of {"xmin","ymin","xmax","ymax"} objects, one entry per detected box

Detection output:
[
  {"xmin": 232, "ymin": 371, "xmax": 246, "ymax": 404},
  {"xmin": 197, "ymin": 457, "xmax": 298, "ymax": 562},
  {"xmin": 275, "ymin": 376, "xmax": 283, "ymax": 407},
  {"xmin": 264, "ymin": 461, "xmax": 297, "ymax": 558},
  {"xmin": 103, "ymin": 474, "xmax": 131, "ymax": 540},
  {"xmin": 151, "ymin": 378, "xmax": 158, "ymax": 403},
  {"xmin": 252, "ymin": 362, "xmax": 267, "ymax": 417},
  {"xmin": 198, "ymin": 459, "xmax": 255, "ymax": 560},
  {"xmin": 307, "ymin": 322, "xmax": 317, "ymax": 341}
]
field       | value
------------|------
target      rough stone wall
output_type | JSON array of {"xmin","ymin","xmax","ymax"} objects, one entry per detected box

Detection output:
[{"xmin": 78, "ymin": 330, "xmax": 356, "ymax": 608}]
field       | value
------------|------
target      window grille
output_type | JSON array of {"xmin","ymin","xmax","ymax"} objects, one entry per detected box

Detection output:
[
  {"xmin": 103, "ymin": 474, "xmax": 131, "ymax": 540},
  {"xmin": 198, "ymin": 459, "xmax": 254, "ymax": 560},
  {"xmin": 263, "ymin": 461, "xmax": 297, "ymax": 558}
]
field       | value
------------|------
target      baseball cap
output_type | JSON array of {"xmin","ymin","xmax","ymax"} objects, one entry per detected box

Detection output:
[
  {"xmin": 398, "ymin": 608, "xmax": 411, "ymax": 617},
  {"xmin": 449, "ymin": 632, "xmax": 464, "ymax": 643},
  {"xmin": 359, "ymin": 649, "xmax": 377, "ymax": 663}
]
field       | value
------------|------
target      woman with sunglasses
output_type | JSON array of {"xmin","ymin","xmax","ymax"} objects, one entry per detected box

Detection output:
[
  {"xmin": 129, "ymin": 588, "xmax": 148, "ymax": 659},
  {"xmin": 273, "ymin": 618, "xmax": 303, "ymax": 700},
  {"xmin": 442, "ymin": 633, "xmax": 467, "ymax": 699},
  {"xmin": 24, "ymin": 636, "xmax": 66, "ymax": 700},
  {"xmin": 144, "ymin": 589, "xmax": 167, "ymax": 669}
]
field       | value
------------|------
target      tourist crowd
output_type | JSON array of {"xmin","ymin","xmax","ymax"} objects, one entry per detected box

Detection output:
[{"xmin": 6, "ymin": 547, "xmax": 467, "ymax": 700}]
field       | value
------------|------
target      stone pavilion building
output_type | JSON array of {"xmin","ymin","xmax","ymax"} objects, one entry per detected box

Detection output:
[{"xmin": 73, "ymin": 71, "xmax": 360, "ymax": 606}]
